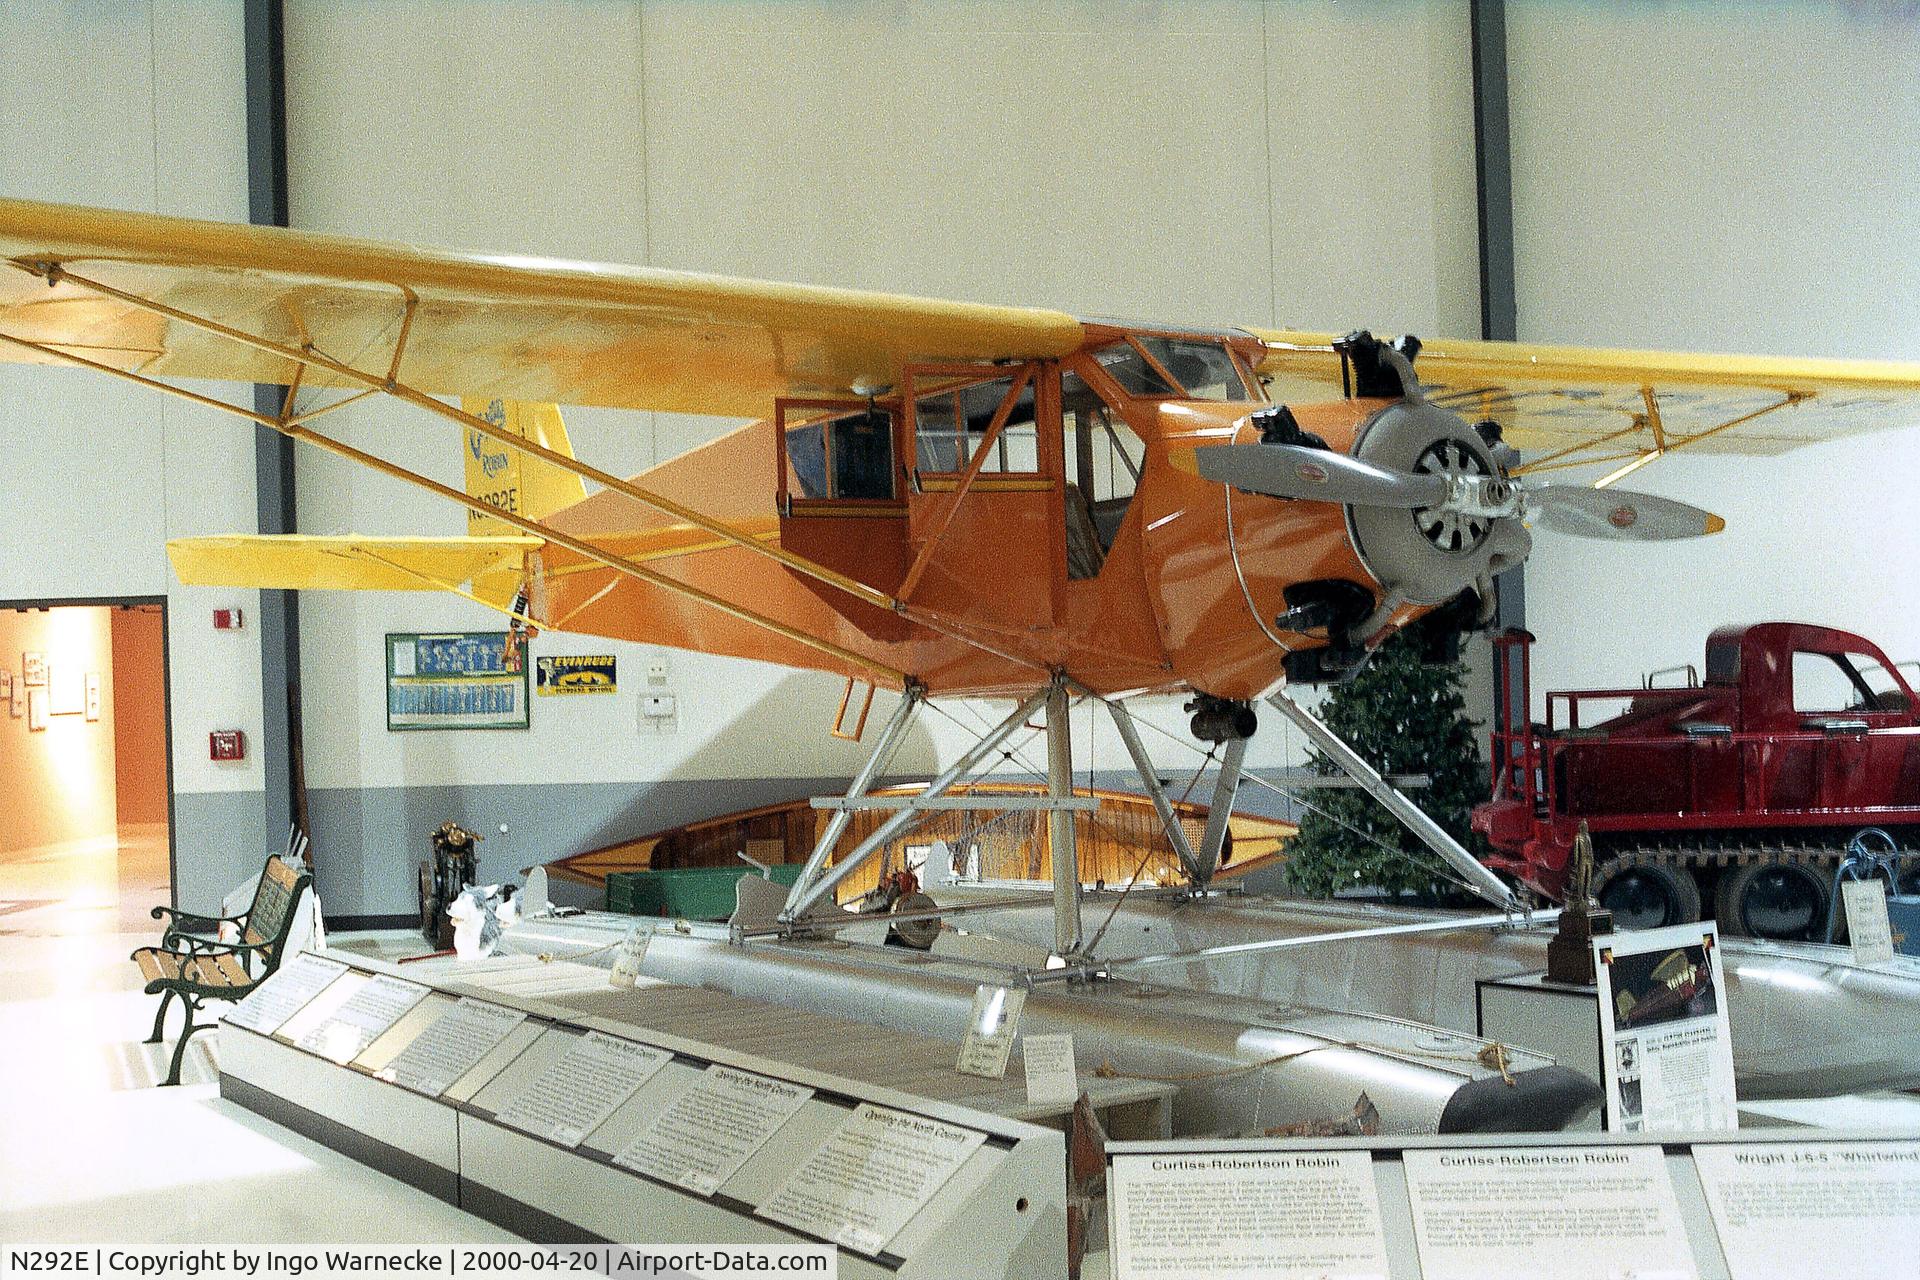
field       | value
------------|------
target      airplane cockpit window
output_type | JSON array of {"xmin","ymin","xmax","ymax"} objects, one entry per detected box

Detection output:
[
  {"xmin": 913, "ymin": 374, "xmax": 1040, "ymax": 475},
  {"xmin": 1062, "ymin": 368, "xmax": 1143, "ymax": 580},
  {"xmin": 1137, "ymin": 337, "xmax": 1249, "ymax": 399},
  {"xmin": 785, "ymin": 406, "xmax": 897, "ymax": 500},
  {"xmin": 1095, "ymin": 344, "xmax": 1179, "ymax": 398},
  {"xmin": 1094, "ymin": 337, "xmax": 1253, "ymax": 401}
]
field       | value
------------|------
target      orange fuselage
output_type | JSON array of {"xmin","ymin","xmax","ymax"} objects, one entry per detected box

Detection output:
[{"xmin": 536, "ymin": 332, "xmax": 1406, "ymax": 699}]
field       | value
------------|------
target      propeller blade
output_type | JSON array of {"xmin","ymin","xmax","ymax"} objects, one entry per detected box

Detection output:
[
  {"xmin": 1528, "ymin": 485, "xmax": 1726, "ymax": 540},
  {"xmin": 1195, "ymin": 444, "xmax": 1451, "ymax": 509}
]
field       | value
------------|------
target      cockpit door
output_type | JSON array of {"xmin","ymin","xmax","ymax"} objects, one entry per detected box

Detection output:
[{"xmin": 898, "ymin": 362, "xmax": 1060, "ymax": 629}]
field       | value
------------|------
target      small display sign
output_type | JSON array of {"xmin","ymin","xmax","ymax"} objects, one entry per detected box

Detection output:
[
  {"xmin": 536, "ymin": 654, "xmax": 617, "ymax": 696},
  {"xmin": 386, "ymin": 632, "xmax": 529, "ymax": 731}
]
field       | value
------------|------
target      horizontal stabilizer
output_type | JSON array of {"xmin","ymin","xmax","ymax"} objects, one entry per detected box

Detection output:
[{"xmin": 167, "ymin": 534, "xmax": 539, "ymax": 596}]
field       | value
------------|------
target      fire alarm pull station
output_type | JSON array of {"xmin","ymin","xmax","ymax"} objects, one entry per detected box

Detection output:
[
  {"xmin": 209, "ymin": 730, "xmax": 245, "ymax": 761},
  {"xmin": 213, "ymin": 608, "xmax": 244, "ymax": 631}
]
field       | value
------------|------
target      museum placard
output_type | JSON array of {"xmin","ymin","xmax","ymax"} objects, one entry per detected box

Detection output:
[
  {"xmin": 1023, "ymin": 1033, "xmax": 1079, "ymax": 1108},
  {"xmin": 955, "ymin": 984, "xmax": 1025, "ymax": 1079},
  {"xmin": 222, "ymin": 953, "xmax": 349, "ymax": 1036},
  {"xmin": 1402, "ymin": 1145, "xmax": 1697, "ymax": 1280},
  {"xmin": 493, "ymin": 1029, "xmax": 671, "ymax": 1148},
  {"xmin": 1842, "ymin": 879, "xmax": 1897, "ymax": 966},
  {"xmin": 376, "ymin": 997, "xmax": 527, "ymax": 1097},
  {"xmin": 293, "ymin": 973, "xmax": 431, "ymax": 1063},
  {"xmin": 1594, "ymin": 920, "xmax": 1738, "ymax": 1132},
  {"xmin": 1693, "ymin": 1141, "xmax": 1920, "ymax": 1280},
  {"xmin": 757, "ymin": 1102, "xmax": 987, "ymax": 1256},
  {"xmin": 1108, "ymin": 1149, "xmax": 1390, "ymax": 1280},
  {"xmin": 614, "ymin": 1064, "xmax": 814, "ymax": 1196}
]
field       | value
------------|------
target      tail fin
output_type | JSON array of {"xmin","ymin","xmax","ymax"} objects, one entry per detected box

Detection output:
[{"xmin": 459, "ymin": 398, "xmax": 589, "ymax": 534}]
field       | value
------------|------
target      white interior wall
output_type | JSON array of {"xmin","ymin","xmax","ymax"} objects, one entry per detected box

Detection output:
[
  {"xmin": 1507, "ymin": 2, "xmax": 1920, "ymax": 701},
  {"xmin": 283, "ymin": 0, "xmax": 1481, "ymax": 830},
  {"xmin": 0, "ymin": 1, "xmax": 265, "ymax": 902}
]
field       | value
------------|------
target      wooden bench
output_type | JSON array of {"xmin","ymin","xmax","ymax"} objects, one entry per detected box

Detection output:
[{"xmin": 132, "ymin": 855, "xmax": 313, "ymax": 1085}]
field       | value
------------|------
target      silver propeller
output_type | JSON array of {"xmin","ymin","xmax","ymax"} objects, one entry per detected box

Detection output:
[
  {"xmin": 1526, "ymin": 484, "xmax": 1725, "ymax": 540},
  {"xmin": 1195, "ymin": 443, "xmax": 1449, "ymax": 508},
  {"xmin": 1196, "ymin": 443, "xmax": 1724, "ymax": 543}
]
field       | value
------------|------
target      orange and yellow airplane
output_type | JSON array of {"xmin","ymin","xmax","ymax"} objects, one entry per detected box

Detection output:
[{"xmin": 4, "ymin": 197, "xmax": 1920, "ymax": 718}]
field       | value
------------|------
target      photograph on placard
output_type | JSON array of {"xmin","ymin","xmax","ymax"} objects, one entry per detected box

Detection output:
[{"xmin": 1608, "ymin": 941, "xmax": 1718, "ymax": 1030}]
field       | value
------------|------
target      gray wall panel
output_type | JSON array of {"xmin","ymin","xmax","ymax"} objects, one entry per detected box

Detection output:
[{"xmin": 173, "ymin": 788, "xmax": 272, "ymax": 914}]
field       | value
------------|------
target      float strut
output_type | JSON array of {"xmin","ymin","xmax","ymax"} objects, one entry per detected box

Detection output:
[
  {"xmin": 780, "ymin": 688, "xmax": 922, "ymax": 923},
  {"xmin": 1046, "ymin": 679, "xmax": 1084, "ymax": 957},
  {"xmin": 1265, "ymin": 692, "xmax": 1517, "ymax": 908},
  {"xmin": 1103, "ymin": 698, "xmax": 1205, "ymax": 884},
  {"xmin": 782, "ymin": 688, "xmax": 1052, "ymax": 921},
  {"xmin": 1195, "ymin": 735, "xmax": 1249, "ymax": 885}
]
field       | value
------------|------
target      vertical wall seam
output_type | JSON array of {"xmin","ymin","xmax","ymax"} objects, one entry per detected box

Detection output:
[
  {"xmin": 148, "ymin": 1, "xmax": 173, "ymax": 566},
  {"xmin": 1260, "ymin": 2, "xmax": 1279, "ymax": 328},
  {"xmin": 635, "ymin": 2, "xmax": 659, "ymax": 467}
]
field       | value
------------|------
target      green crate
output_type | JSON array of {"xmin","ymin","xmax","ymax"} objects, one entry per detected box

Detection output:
[{"xmin": 604, "ymin": 863, "xmax": 804, "ymax": 921}]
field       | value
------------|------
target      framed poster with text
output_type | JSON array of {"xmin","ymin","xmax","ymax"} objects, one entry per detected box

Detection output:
[{"xmin": 385, "ymin": 632, "xmax": 528, "ymax": 732}]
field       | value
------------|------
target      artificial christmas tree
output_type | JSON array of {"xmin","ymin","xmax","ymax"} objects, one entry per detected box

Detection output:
[{"xmin": 1284, "ymin": 631, "xmax": 1490, "ymax": 902}]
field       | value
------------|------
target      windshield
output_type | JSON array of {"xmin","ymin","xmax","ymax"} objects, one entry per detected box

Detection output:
[{"xmin": 1094, "ymin": 337, "xmax": 1252, "ymax": 401}]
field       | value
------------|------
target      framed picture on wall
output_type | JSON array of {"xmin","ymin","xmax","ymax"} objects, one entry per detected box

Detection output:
[
  {"xmin": 0, "ymin": 668, "xmax": 10, "ymax": 704},
  {"xmin": 85, "ymin": 673, "xmax": 101, "ymax": 722},
  {"xmin": 8, "ymin": 674, "xmax": 22, "ymax": 718},
  {"xmin": 22, "ymin": 652, "xmax": 46, "ymax": 686},
  {"xmin": 49, "ymin": 667, "xmax": 85, "ymax": 715},
  {"xmin": 27, "ymin": 687, "xmax": 47, "ymax": 731},
  {"xmin": 385, "ymin": 632, "xmax": 530, "ymax": 731}
]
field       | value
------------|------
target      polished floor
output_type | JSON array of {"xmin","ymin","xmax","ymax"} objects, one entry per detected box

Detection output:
[{"xmin": 0, "ymin": 827, "xmax": 510, "ymax": 1243}]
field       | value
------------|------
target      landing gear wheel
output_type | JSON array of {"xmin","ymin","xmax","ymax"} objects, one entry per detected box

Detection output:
[
  {"xmin": 1717, "ymin": 860, "xmax": 1829, "ymax": 941},
  {"xmin": 888, "ymin": 892, "xmax": 942, "ymax": 950},
  {"xmin": 1596, "ymin": 860, "xmax": 1701, "ymax": 931}
]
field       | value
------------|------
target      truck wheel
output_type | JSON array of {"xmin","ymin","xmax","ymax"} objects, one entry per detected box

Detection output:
[
  {"xmin": 1596, "ymin": 861, "xmax": 1701, "ymax": 931},
  {"xmin": 1716, "ymin": 861, "xmax": 1829, "ymax": 941}
]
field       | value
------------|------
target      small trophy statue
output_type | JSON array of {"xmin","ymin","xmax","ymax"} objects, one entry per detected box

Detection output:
[{"xmin": 1546, "ymin": 821, "xmax": 1614, "ymax": 985}]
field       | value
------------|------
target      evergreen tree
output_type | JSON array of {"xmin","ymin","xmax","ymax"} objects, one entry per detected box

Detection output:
[{"xmin": 1284, "ymin": 631, "xmax": 1490, "ymax": 902}]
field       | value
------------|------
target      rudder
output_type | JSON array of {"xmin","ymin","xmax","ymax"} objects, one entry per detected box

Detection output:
[{"xmin": 460, "ymin": 398, "xmax": 588, "ymax": 534}]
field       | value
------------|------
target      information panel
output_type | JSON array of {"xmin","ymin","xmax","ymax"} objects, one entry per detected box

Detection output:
[
  {"xmin": 223, "ymin": 953, "xmax": 348, "ymax": 1036},
  {"xmin": 955, "ymin": 985, "xmax": 1025, "ymax": 1079},
  {"xmin": 1108, "ymin": 1150, "xmax": 1390, "ymax": 1280},
  {"xmin": 377, "ymin": 998, "xmax": 527, "ymax": 1097},
  {"xmin": 1842, "ymin": 880, "xmax": 1897, "ymax": 966},
  {"xmin": 615, "ymin": 1064, "xmax": 814, "ymax": 1195},
  {"xmin": 494, "ymin": 1030, "xmax": 671, "ymax": 1148},
  {"xmin": 758, "ymin": 1102, "xmax": 987, "ymax": 1256},
  {"xmin": 1694, "ymin": 1141, "xmax": 1920, "ymax": 1280},
  {"xmin": 293, "ymin": 974, "xmax": 430, "ymax": 1064},
  {"xmin": 1022, "ymin": 1033, "xmax": 1079, "ymax": 1108},
  {"xmin": 1402, "ymin": 1145, "xmax": 1696, "ymax": 1280},
  {"xmin": 1594, "ymin": 921, "xmax": 1738, "ymax": 1133}
]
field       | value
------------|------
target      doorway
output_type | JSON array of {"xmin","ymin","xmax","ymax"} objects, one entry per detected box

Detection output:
[{"xmin": 0, "ymin": 598, "xmax": 174, "ymax": 933}]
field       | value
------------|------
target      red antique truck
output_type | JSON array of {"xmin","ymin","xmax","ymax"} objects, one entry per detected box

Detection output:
[{"xmin": 1474, "ymin": 622, "xmax": 1920, "ymax": 940}]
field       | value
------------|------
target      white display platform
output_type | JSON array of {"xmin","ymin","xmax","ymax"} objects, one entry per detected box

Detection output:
[{"xmin": 218, "ymin": 950, "xmax": 1068, "ymax": 1278}]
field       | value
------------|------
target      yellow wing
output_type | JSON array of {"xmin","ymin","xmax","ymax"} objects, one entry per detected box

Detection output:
[
  {"xmin": 0, "ymin": 198, "xmax": 1083, "ymax": 417},
  {"xmin": 1253, "ymin": 330, "xmax": 1920, "ymax": 477}
]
